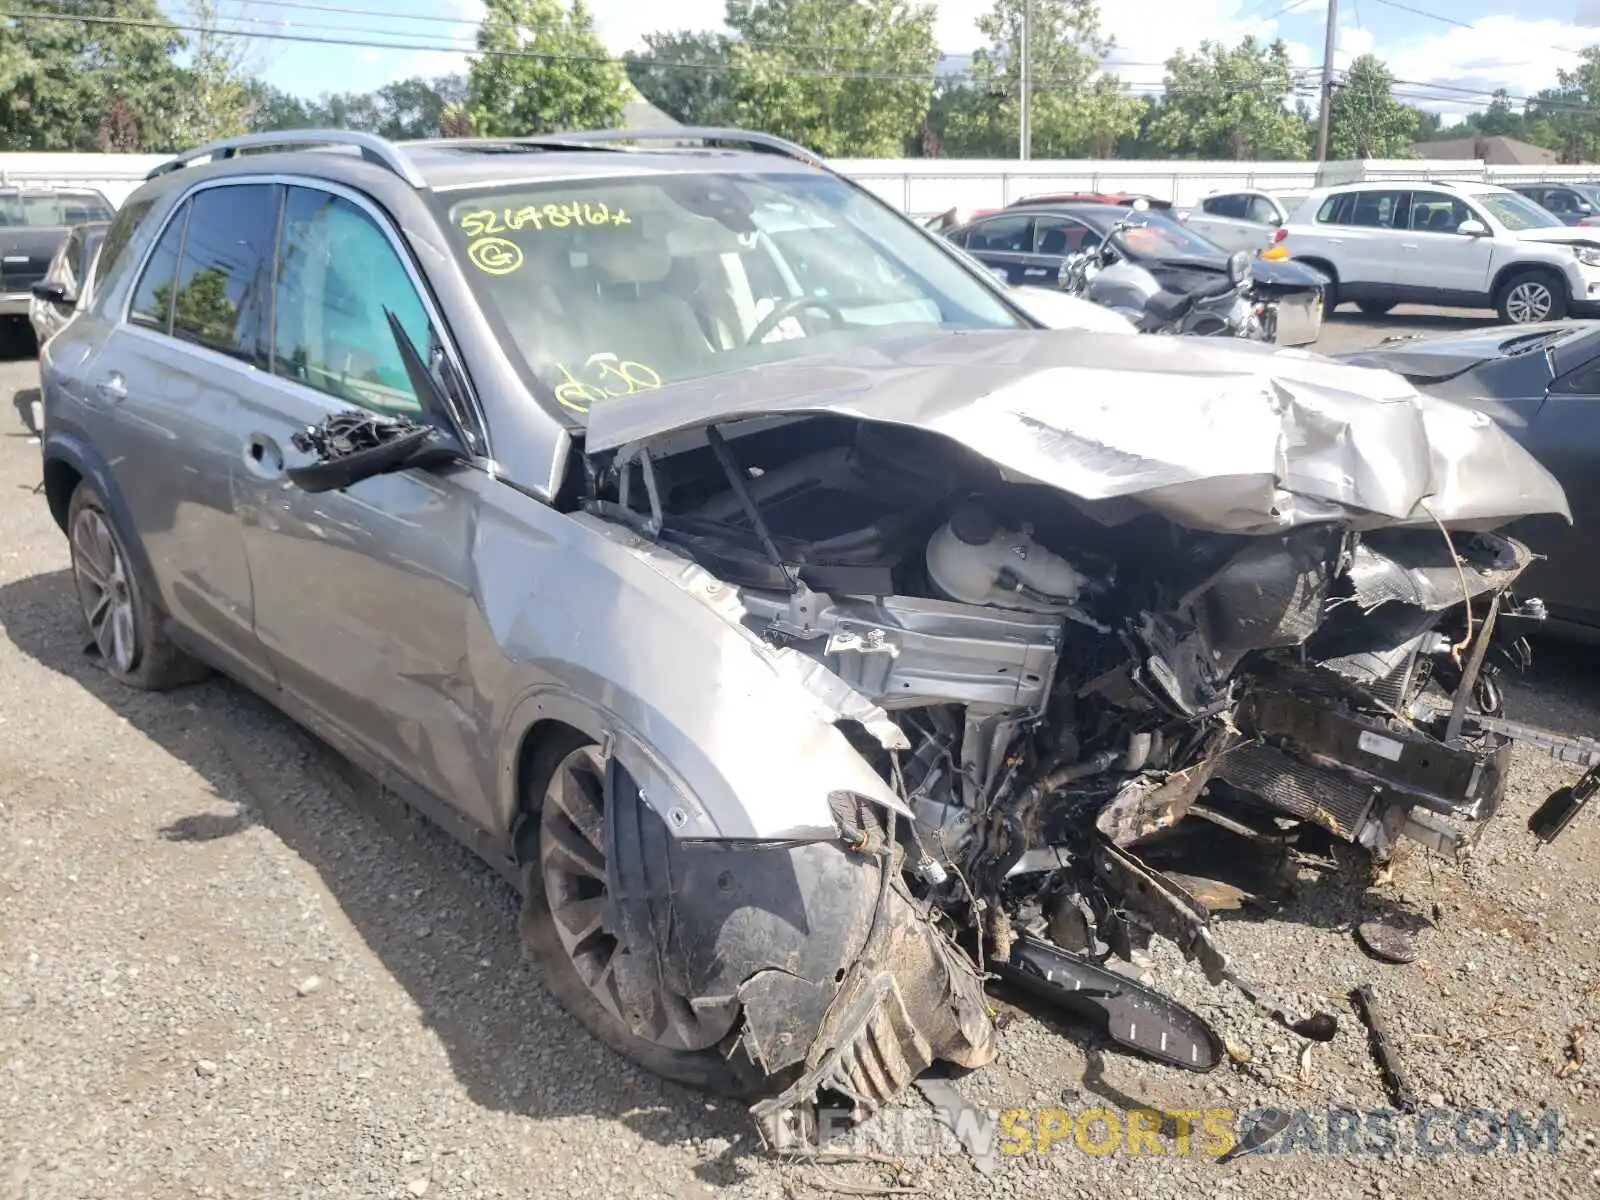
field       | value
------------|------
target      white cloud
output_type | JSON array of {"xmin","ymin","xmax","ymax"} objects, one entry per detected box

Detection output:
[{"xmin": 351, "ymin": 0, "xmax": 1596, "ymax": 121}]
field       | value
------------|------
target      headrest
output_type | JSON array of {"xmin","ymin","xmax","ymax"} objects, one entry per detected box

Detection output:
[{"xmin": 588, "ymin": 226, "xmax": 673, "ymax": 285}]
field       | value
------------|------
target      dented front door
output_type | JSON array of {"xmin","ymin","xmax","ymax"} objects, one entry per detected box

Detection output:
[{"xmin": 230, "ymin": 182, "xmax": 497, "ymax": 831}]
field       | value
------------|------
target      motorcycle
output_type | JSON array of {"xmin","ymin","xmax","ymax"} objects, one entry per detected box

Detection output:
[{"xmin": 1058, "ymin": 205, "xmax": 1272, "ymax": 340}]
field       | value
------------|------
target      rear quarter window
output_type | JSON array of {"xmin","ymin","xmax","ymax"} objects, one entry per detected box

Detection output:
[
  {"xmin": 91, "ymin": 198, "xmax": 156, "ymax": 303},
  {"xmin": 1316, "ymin": 193, "xmax": 1354, "ymax": 224}
]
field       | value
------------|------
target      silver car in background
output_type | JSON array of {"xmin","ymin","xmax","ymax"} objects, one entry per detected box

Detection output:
[{"xmin": 29, "ymin": 219, "xmax": 109, "ymax": 347}]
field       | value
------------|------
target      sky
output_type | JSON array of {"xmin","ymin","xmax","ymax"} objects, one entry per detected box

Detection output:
[{"xmin": 215, "ymin": 0, "xmax": 1600, "ymax": 117}]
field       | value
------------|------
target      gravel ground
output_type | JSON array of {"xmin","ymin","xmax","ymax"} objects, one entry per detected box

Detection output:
[{"xmin": 2, "ymin": 309, "xmax": 1598, "ymax": 1200}]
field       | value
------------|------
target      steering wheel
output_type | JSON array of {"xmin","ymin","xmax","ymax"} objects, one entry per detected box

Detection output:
[{"xmin": 746, "ymin": 295, "xmax": 846, "ymax": 346}]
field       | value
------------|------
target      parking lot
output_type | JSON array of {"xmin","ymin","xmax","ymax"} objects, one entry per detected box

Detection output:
[{"xmin": 2, "ymin": 308, "xmax": 1598, "ymax": 1200}]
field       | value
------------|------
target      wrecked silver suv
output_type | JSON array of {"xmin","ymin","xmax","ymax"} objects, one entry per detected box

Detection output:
[{"xmin": 39, "ymin": 128, "xmax": 1578, "ymax": 1145}]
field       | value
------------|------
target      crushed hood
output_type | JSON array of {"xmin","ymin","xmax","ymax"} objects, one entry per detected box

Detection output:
[
  {"xmin": 585, "ymin": 329, "xmax": 1571, "ymax": 535},
  {"xmin": 1516, "ymin": 225, "xmax": 1600, "ymax": 248}
]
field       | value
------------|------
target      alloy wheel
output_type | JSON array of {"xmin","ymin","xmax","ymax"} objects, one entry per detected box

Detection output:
[
  {"xmin": 71, "ymin": 507, "xmax": 137, "ymax": 675},
  {"xmin": 538, "ymin": 745, "xmax": 728, "ymax": 1052},
  {"xmin": 1505, "ymin": 280, "xmax": 1554, "ymax": 323}
]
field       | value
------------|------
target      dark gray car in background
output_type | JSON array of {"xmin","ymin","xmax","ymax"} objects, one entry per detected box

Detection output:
[
  {"xmin": 1338, "ymin": 321, "xmax": 1600, "ymax": 639},
  {"xmin": 0, "ymin": 187, "xmax": 115, "ymax": 328}
]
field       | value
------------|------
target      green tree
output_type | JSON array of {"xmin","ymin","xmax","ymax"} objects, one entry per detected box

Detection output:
[
  {"xmin": 467, "ymin": 0, "xmax": 625, "ymax": 136},
  {"xmin": 171, "ymin": 0, "xmax": 258, "ymax": 145},
  {"xmin": 374, "ymin": 74, "xmax": 469, "ymax": 139},
  {"xmin": 245, "ymin": 81, "xmax": 314, "ymax": 133},
  {"xmin": 626, "ymin": 30, "xmax": 733, "ymax": 125},
  {"xmin": 1328, "ymin": 55, "xmax": 1417, "ymax": 159},
  {"xmin": 1529, "ymin": 48, "xmax": 1600, "ymax": 164},
  {"xmin": 937, "ymin": 0, "xmax": 1139, "ymax": 158},
  {"xmin": 0, "ymin": 0, "xmax": 190, "ymax": 151},
  {"xmin": 1147, "ymin": 36, "xmax": 1309, "ymax": 160},
  {"xmin": 722, "ymin": 0, "xmax": 939, "ymax": 157}
]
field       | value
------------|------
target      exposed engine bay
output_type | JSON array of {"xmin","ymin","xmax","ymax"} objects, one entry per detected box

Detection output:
[
  {"xmin": 280, "ymin": 326, "xmax": 1584, "ymax": 1145},
  {"xmin": 584, "ymin": 408, "xmax": 1556, "ymax": 1139}
]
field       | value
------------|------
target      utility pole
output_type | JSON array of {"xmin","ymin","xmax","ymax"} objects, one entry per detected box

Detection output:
[
  {"xmin": 1019, "ymin": 0, "xmax": 1032, "ymax": 160},
  {"xmin": 1315, "ymin": 0, "xmax": 1339, "ymax": 161}
]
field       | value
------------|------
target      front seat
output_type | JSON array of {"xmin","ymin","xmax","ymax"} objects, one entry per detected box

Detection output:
[{"xmin": 570, "ymin": 228, "xmax": 715, "ymax": 383}]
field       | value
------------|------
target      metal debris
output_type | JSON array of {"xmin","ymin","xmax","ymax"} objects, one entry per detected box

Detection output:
[{"xmin": 1351, "ymin": 984, "xmax": 1418, "ymax": 1113}]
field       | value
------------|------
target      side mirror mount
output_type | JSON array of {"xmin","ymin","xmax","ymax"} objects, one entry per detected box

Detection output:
[
  {"xmin": 286, "ymin": 420, "xmax": 446, "ymax": 494},
  {"xmin": 1458, "ymin": 218, "xmax": 1489, "ymax": 237},
  {"xmin": 30, "ymin": 280, "xmax": 70, "ymax": 304}
]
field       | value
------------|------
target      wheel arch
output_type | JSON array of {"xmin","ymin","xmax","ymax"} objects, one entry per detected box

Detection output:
[
  {"xmin": 1490, "ymin": 259, "xmax": 1567, "ymax": 303},
  {"xmin": 42, "ymin": 431, "xmax": 157, "ymax": 590}
]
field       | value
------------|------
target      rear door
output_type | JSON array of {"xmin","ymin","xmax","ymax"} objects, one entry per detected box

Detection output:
[
  {"xmin": 1185, "ymin": 193, "xmax": 1267, "ymax": 253},
  {"xmin": 1019, "ymin": 214, "xmax": 1099, "ymax": 285},
  {"xmin": 1322, "ymin": 189, "xmax": 1406, "ymax": 300},
  {"xmin": 956, "ymin": 213, "xmax": 1036, "ymax": 285},
  {"xmin": 82, "ymin": 180, "xmax": 279, "ymax": 688}
]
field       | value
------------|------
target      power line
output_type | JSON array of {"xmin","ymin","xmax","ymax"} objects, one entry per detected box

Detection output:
[
  {"xmin": 1365, "ymin": 0, "xmax": 1581, "ymax": 57},
  {"xmin": 0, "ymin": 5, "xmax": 1314, "ymax": 93},
  {"xmin": 3, "ymin": 3, "xmax": 1575, "ymax": 115}
]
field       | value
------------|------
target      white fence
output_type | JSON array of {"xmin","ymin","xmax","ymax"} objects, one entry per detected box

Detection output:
[{"xmin": 6, "ymin": 149, "xmax": 1600, "ymax": 216}]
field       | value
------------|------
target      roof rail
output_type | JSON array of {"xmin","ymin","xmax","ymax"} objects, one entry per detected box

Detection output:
[
  {"xmin": 499, "ymin": 126, "xmax": 825, "ymax": 167},
  {"xmin": 145, "ymin": 130, "xmax": 427, "ymax": 188}
]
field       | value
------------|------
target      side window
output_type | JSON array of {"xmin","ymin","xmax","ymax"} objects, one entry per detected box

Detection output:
[
  {"xmin": 58, "ymin": 230, "xmax": 83, "ymax": 296},
  {"xmin": 1033, "ymin": 216, "xmax": 1078, "ymax": 256},
  {"xmin": 128, "ymin": 203, "xmax": 187, "ymax": 332},
  {"xmin": 273, "ymin": 186, "xmax": 430, "ymax": 417},
  {"xmin": 964, "ymin": 215, "xmax": 1033, "ymax": 253},
  {"xmin": 1545, "ymin": 189, "xmax": 1579, "ymax": 215},
  {"xmin": 1205, "ymin": 194, "xmax": 1246, "ymax": 219},
  {"xmin": 169, "ymin": 184, "xmax": 277, "ymax": 367},
  {"xmin": 1245, "ymin": 196, "xmax": 1279, "ymax": 224},
  {"xmin": 1350, "ymin": 191, "xmax": 1403, "ymax": 228},
  {"xmin": 93, "ymin": 197, "xmax": 155, "ymax": 298},
  {"xmin": 1316, "ymin": 192, "xmax": 1354, "ymax": 225},
  {"xmin": 1408, "ymin": 192, "xmax": 1472, "ymax": 233}
]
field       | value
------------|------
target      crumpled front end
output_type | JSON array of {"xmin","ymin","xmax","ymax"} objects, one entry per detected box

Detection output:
[{"xmin": 576, "ymin": 330, "xmax": 1578, "ymax": 1138}]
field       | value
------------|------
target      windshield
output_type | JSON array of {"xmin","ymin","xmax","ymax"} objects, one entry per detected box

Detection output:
[
  {"xmin": 1478, "ymin": 191, "xmax": 1564, "ymax": 231},
  {"xmin": 445, "ymin": 171, "xmax": 1026, "ymax": 423},
  {"xmin": 1111, "ymin": 211, "xmax": 1223, "ymax": 260},
  {"xmin": 0, "ymin": 191, "xmax": 113, "ymax": 227}
]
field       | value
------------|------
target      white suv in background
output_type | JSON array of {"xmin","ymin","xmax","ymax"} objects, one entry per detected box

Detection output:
[
  {"xmin": 1279, "ymin": 179, "xmax": 1600, "ymax": 324},
  {"xmin": 1184, "ymin": 189, "xmax": 1308, "ymax": 253}
]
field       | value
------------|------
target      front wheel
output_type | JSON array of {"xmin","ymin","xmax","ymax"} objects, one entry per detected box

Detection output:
[
  {"xmin": 517, "ymin": 730, "xmax": 765, "ymax": 1097},
  {"xmin": 1496, "ymin": 270, "xmax": 1568, "ymax": 324}
]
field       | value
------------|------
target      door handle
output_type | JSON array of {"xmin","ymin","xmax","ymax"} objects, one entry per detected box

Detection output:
[
  {"xmin": 244, "ymin": 433, "xmax": 284, "ymax": 477},
  {"xmin": 1400, "ymin": 242, "xmax": 1418, "ymax": 250},
  {"xmin": 95, "ymin": 373, "xmax": 127, "ymax": 404}
]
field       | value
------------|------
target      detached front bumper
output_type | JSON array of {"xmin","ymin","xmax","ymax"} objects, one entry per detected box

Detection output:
[{"xmin": 606, "ymin": 786, "xmax": 995, "ymax": 1145}]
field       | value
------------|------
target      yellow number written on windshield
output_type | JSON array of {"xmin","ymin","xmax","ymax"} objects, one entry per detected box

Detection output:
[
  {"xmin": 457, "ymin": 203, "xmax": 631, "ymax": 238},
  {"xmin": 551, "ymin": 354, "xmax": 663, "ymax": 414}
]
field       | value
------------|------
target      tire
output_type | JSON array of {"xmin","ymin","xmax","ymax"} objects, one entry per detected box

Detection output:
[
  {"xmin": 66, "ymin": 481, "xmax": 209, "ymax": 690},
  {"xmin": 517, "ymin": 728, "xmax": 766, "ymax": 1098},
  {"xmin": 1356, "ymin": 300, "xmax": 1395, "ymax": 317},
  {"xmin": 1496, "ymin": 269, "xmax": 1568, "ymax": 325}
]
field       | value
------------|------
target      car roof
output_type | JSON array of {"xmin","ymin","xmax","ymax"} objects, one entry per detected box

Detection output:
[
  {"xmin": 135, "ymin": 128, "xmax": 830, "ymax": 201},
  {"xmin": 1311, "ymin": 178, "xmax": 1510, "ymax": 197},
  {"xmin": 999, "ymin": 202, "xmax": 1140, "ymax": 222}
]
